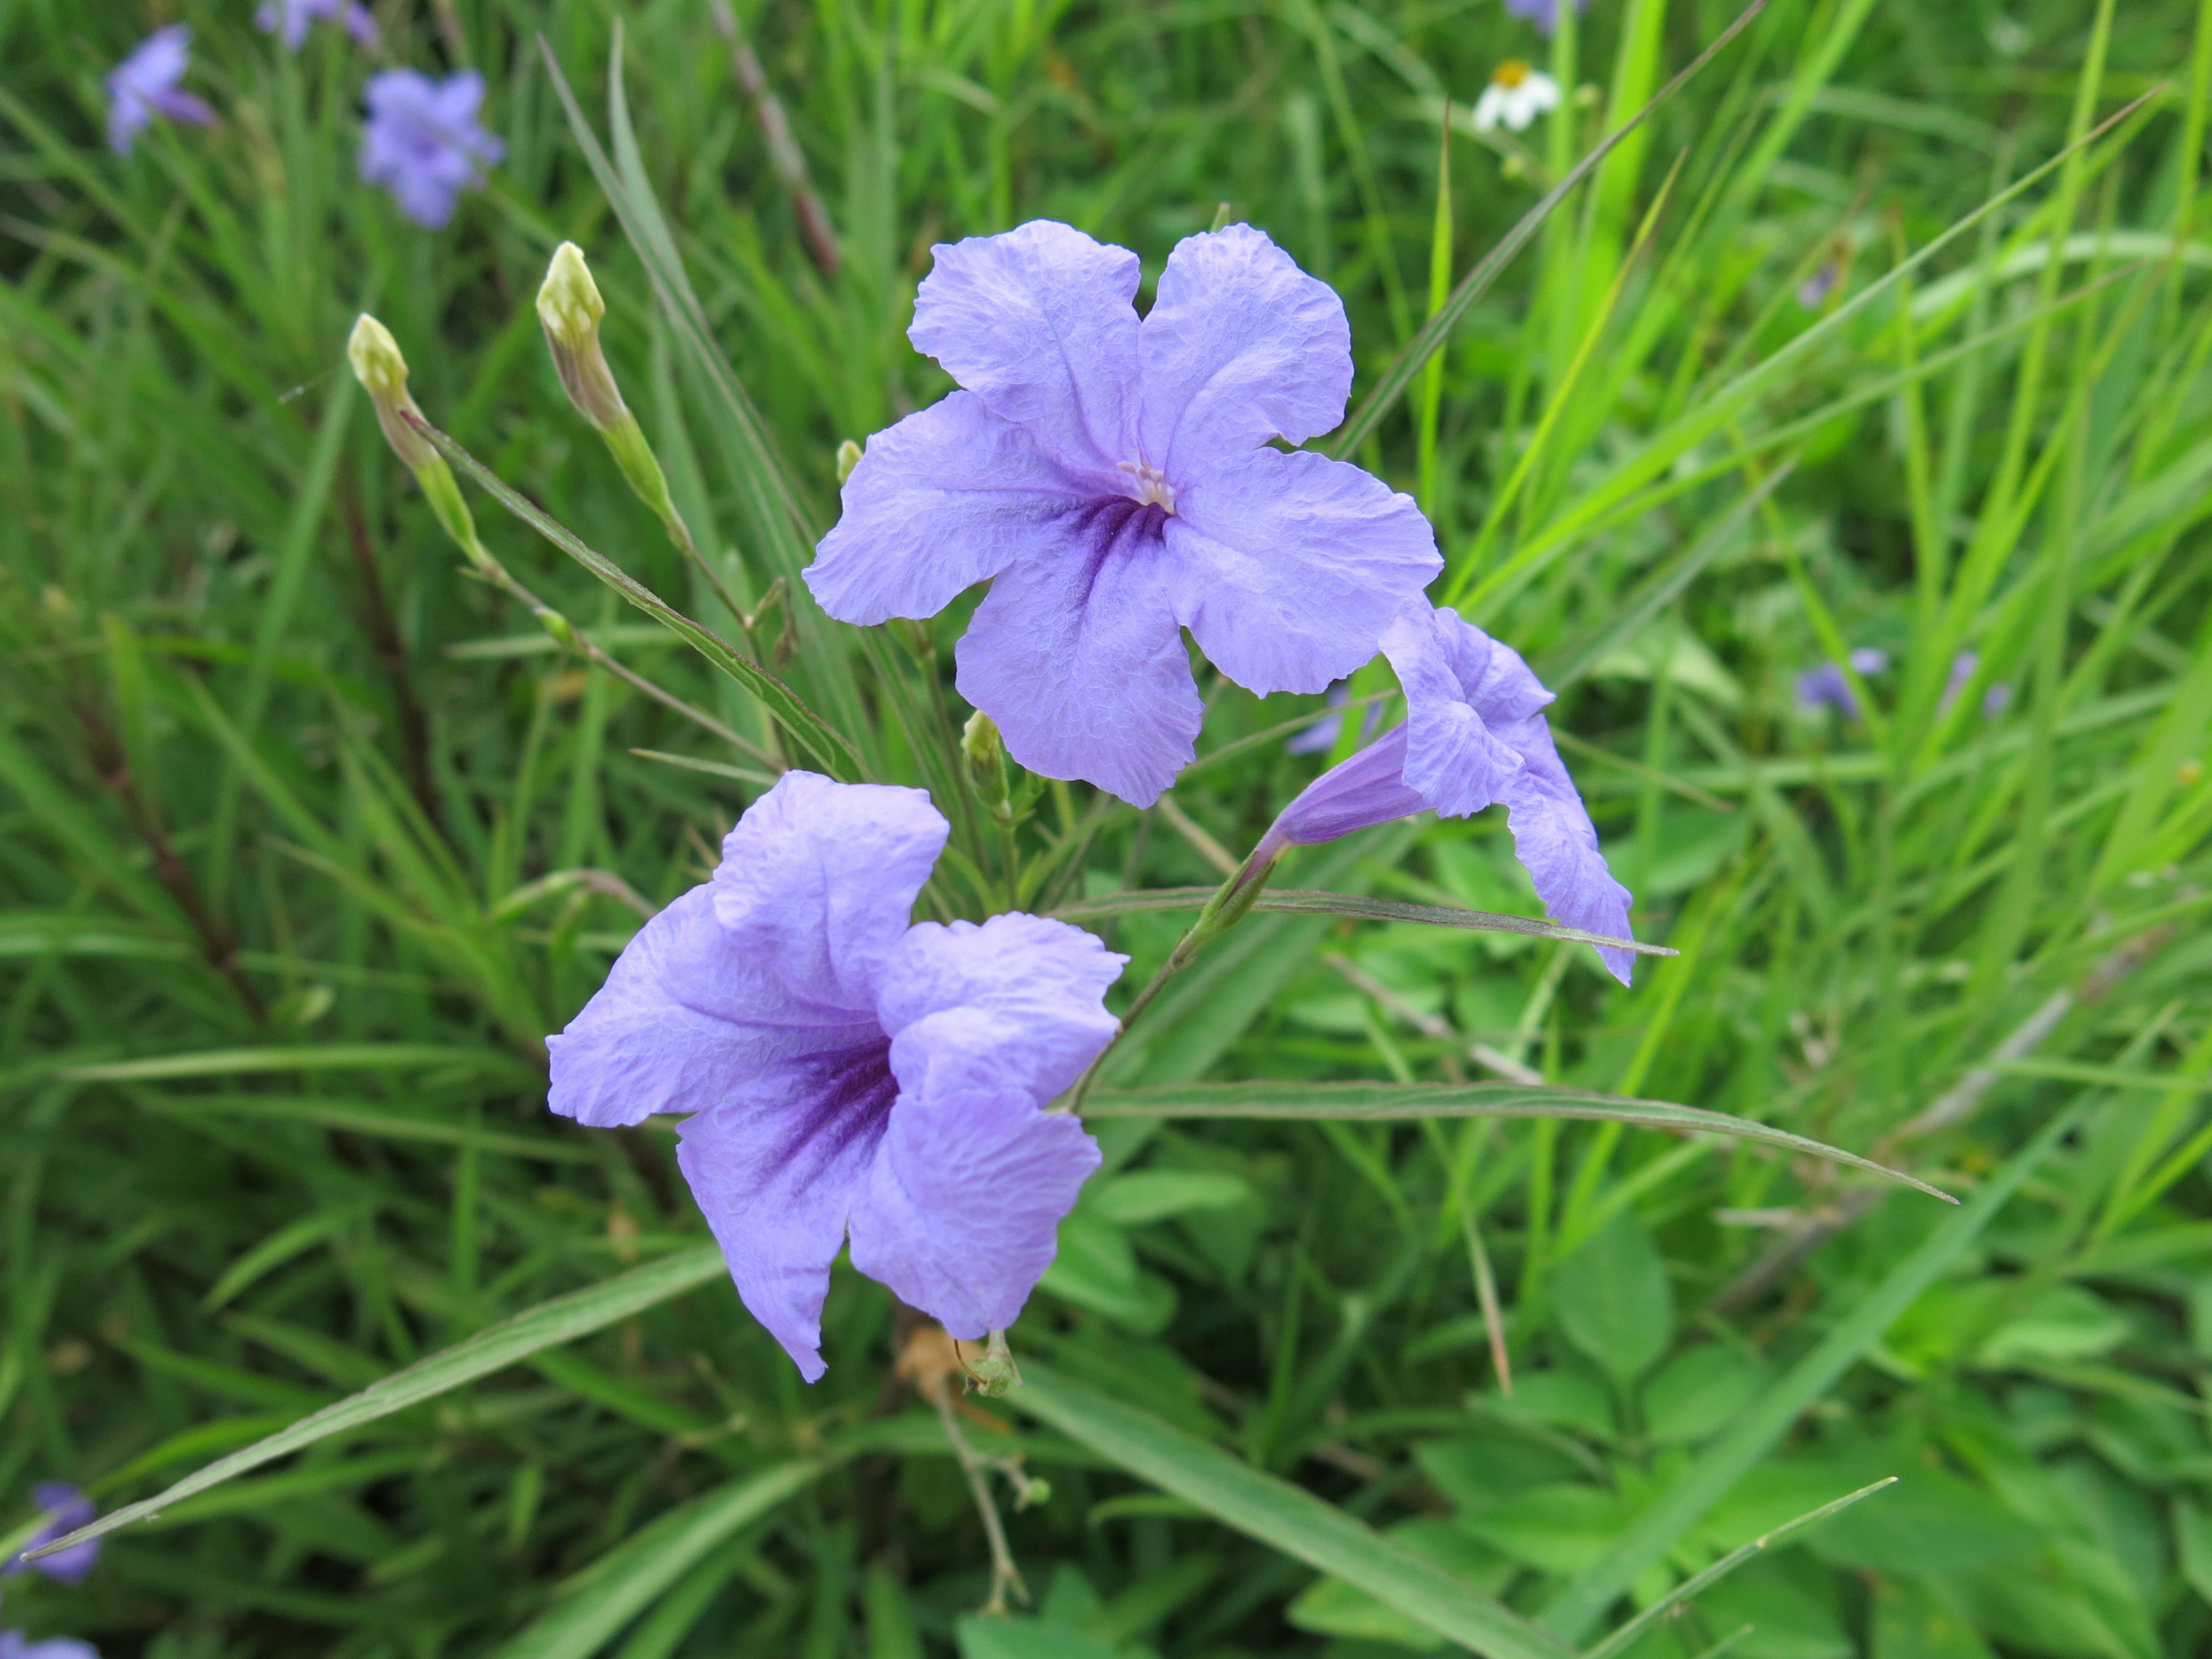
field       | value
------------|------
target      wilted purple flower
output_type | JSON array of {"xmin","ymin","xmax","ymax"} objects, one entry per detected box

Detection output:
[
  {"xmin": 6, "ymin": 1485, "xmax": 97, "ymax": 1585},
  {"xmin": 1796, "ymin": 647, "xmax": 1887, "ymax": 717},
  {"xmin": 0, "ymin": 1633, "xmax": 99, "ymax": 1659},
  {"xmin": 105, "ymin": 26, "xmax": 216, "ymax": 156},
  {"xmin": 359, "ymin": 70, "xmax": 502, "ymax": 230},
  {"xmin": 1259, "ymin": 604, "xmax": 1636, "ymax": 983},
  {"xmin": 1505, "ymin": 0, "xmax": 1588, "ymax": 36},
  {"xmin": 547, "ymin": 772, "xmax": 1122, "ymax": 1380},
  {"xmin": 257, "ymin": 0, "xmax": 378, "ymax": 50},
  {"xmin": 807, "ymin": 221, "xmax": 1441, "ymax": 807}
]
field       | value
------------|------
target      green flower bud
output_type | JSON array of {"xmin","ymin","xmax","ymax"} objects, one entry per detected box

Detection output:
[
  {"xmin": 963, "ymin": 709, "xmax": 1013, "ymax": 824},
  {"xmin": 347, "ymin": 312, "xmax": 435, "ymax": 471},
  {"xmin": 536, "ymin": 243, "xmax": 628, "ymax": 434},
  {"xmin": 836, "ymin": 438, "xmax": 862, "ymax": 484}
]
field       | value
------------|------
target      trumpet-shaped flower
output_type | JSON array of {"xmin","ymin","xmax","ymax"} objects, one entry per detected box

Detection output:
[
  {"xmin": 256, "ymin": 0, "xmax": 377, "ymax": 49},
  {"xmin": 1259, "ymin": 604, "xmax": 1636, "ymax": 983},
  {"xmin": 5, "ymin": 1485, "xmax": 97, "ymax": 1585},
  {"xmin": 1472, "ymin": 62, "xmax": 1561, "ymax": 134},
  {"xmin": 547, "ymin": 772, "xmax": 1123, "ymax": 1380},
  {"xmin": 105, "ymin": 27, "xmax": 215, "ymax": 156},
  {"xmin": 359, "ymin": 70, "xmax": 502, "ymax": 230},
  {"xmin": 807, "ymin": 221, "xmax": 1441, "ymax": 807}
]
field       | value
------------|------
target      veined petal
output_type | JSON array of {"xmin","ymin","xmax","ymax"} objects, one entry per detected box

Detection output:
[
  {"xmin": 877, "ymin": 913, "xmax": 1124, "ymax": 1107},
  {"xmin": 1498, "ymin": 719, "xmax": 1637, "ymax": 986},
  {"xmin": 710, "ymin": 772, "xmax": 948, "ymax": 1015},
  {"xmin": 849, "ymin": 1089, "xmax": 1101, "ymax": 1339},
  {"xmin": 675, "ymin": 1047, "xmax": 899, "ymax": 1380},
  {"xmin": 909, "ymin": 220, "xmax": 1141, "ymax": 476},
  {"xmin": 807, "ymin": 392, "xmax": 1094, "ymax": 625},
  {"xmin": 954, "ymin": 502, "xmax": 1203, "ymax": 807},
  {"xmin": 1382, "ymin": 605, "xmax": 1536, "ymax": 817},
  {"xmin": 547, "ymin": 887, "xmax": 879, "ymax": 1128},
  {"xmin": 1137, "ymin": 225, "xmax": 1352, "ymax": 479},
  {"xmin": 1166, "ymin": 449, "xmax": 1440, "ymax": 696},
  {"xmin": 1259, "ymin": 725, "xmax": 1428, "ymax": 854}
]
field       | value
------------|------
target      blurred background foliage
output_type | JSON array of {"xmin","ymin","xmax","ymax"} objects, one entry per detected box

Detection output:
[{"xmin": 4, "ymin": 0, "xmax": 2212, "ymax": 1655}]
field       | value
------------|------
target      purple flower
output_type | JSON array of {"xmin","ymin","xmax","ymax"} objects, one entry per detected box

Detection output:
[
  {"xmin": 0, "ymin": 1634, "xmax": 99, "ymax": 1659},
  {"xmin": 1798, "ymin": 263, "xmax": 1839, "ymax": 309},
  {"xmin": 806, "ymin": 221, "xmax": 1442, "ymax": 807},
  {"xmin": 257, "ymin": 0, "xmax": 378, "ymax": 50},
  {"xmin": 1796, "ymin": 647, "xmax": 1887, "ymax": 717},
  {"xmin": 1505, "ymin": 0, "xmax": 1588, "ymax": 37},
  {"xmin": 1259, "ymin": 604, "xmax": 1637, "ymax": 984},
  {"xmin": 359, "ymin": 70, "xmax": 502, "ymax": 230},
  {"xmin": 105, "ymin": 26, "xmax": 216, "ymax": 156},
  {"xmin": 6, "ymin": 1485, "xmax": 96, "ymax": 1585},
  {"xmin": 547, "ymin": 772, "xmax": 1122, "ymax": 1380}
]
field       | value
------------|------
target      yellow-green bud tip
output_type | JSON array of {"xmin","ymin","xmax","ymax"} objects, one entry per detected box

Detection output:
[
  {"xmin": 836, "ymin": 438, "xmax": 863, "ymax": 484},
  {"xmin": 536, "ymin": 242, "xmax": 605, "ymax": 347},
  {"xmin": 347, "ymin": 313, "xmax": 410, "ymax": 401}
]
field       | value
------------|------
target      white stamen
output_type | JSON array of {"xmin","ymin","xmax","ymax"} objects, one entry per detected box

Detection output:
[{"xmin": 1117, "ymin": 458, "xmax": 1177, "ymax": 514}]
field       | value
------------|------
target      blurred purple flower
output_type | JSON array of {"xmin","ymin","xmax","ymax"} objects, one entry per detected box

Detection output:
[
  {"xmin": 1796, "ymin": 647, "xmax": 1887, "ymax": 717},
  {"xmin": 105, "ymin": 26, "xmax": 216, "ymax": 156},
  {"xmin": 0, "ymin": 1633, "xmax": 99, "ymax": 1659},
  {"xmin": 1286, "ymin": 684, "xmax": 1384, "ymax": 756},
  {"xmin": 1259, "ymin": 604, "xmax": 1637, "ymax": 984},
  {"xmin": 1983, "ymin": 680, "xmax": 2012, "ymax": 717},
  {"xmin": 807, "ymin": 220, "xmax": 1441, "ymax": 807},
  {"xmin": 257, "ymin": 0, "xmax": 378, "ymax": 50},
  {"xmin": 359, "ymin": 70, "xmax": 502, "ymax": 229},
  {"xmin": 1938, "ymin": 649, "xmax": 2012, "ymax": 717},
  {"xmin": 1798, "ymin": 263, "xmax": 1839, "ymax": 309},
  {"xmin": 5, "ymin": 1485, "xmax": 96, "ymax": 1585},
  {"xmin": 547, "ymin": 772, "xmax": 1123, "ymax": 1380},
  {"xmin": 1505, "ymin": 0, "xmax": 1588, "ymax": 37}
]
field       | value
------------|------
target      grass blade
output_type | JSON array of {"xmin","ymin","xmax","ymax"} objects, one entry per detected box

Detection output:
[
  {"xmin": 1080, "ymin": 1081, "xmax": 1950, "ymax": 1200},
  {"xmin": 1051, "ymin": 887, "xmax": 1676, "ymax": 957},
  {"xmin": 25, "ymin": 1247, "xmax": 728, "ymax": 1562},
  {"xmin": 1013, "ymin": 1363, "xmax": 1575, "ymax": 1659}
]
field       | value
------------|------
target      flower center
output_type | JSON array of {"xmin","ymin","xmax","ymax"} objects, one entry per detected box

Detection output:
[
  {"xmin": 1493, "ymin": 59, "xmax": 1531, "ymax": 88},
  {"xmin": 1118, "ymin": 458, "xmax": 1177, "ymax": 514}
]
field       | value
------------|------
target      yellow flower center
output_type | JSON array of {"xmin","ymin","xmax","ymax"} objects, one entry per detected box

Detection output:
[{"xmin": 1493, "ymin": 59, "xmax": 1531, "ymax": 89}]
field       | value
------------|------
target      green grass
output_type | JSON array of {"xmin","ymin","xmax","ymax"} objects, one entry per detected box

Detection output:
[{"xmin": 5, "ymin": 0, "xmax": 2212, "ymax": 1655}]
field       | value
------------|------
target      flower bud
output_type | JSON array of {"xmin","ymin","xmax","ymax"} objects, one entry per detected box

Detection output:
[
  {"xmin": 536, "ymin": 243, "xmax": 627, "ymax": 433},
  {"xmin": 963, "ymin": 709, "xmax": 1013, "ymax": 824},
  {"xmin": 347, "ymin": 312, "xmax": 434, "ymax": 470},
  {"xmin": 835, "ymin": 439, "xmax": 862, "ymax": 484}
]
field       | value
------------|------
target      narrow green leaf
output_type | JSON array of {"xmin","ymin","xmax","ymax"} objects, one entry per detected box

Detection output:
[
  {"xmin": 1052, "ymin": 887, "xmax": 1675, "ymax": 958},
  {"xmin": 1081, "ymin": 1080, "xmax": 1951, "ymax": 1202},
  {"xmin": 405, "ymin": 413, "xmax": 863, "ymax": 782},
  {"xmin": 26, "ymin": 1247, "xmax": 728, "ymax": 1562},
  {"xmin": 145, "ymin": 1094, "xmax": 594, "ymax": 1163},
  {"xmin": 1579, "ymin": 1479, "xmax": 1899, "ymax": 1659},
  {"xmin": 1541, "ymin": 1101, "xmax": 2087, "ymax": 1639},
  {"xmin": 1012, "ymin": 1363, "xmax": 1575, "ymax": 1659},
  {"xmin": 58, "ymin": 1045, "xmax": 536, "ymax": 1084},
  {"xmin": 487, "ymin": 1463, "xmax": 819, "ymax": 1659}
]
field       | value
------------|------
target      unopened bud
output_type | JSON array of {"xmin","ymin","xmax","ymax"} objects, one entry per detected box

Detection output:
[
  {"xmin": 963, "ymin": 709, "xmax": 1012, "ymax": 823},
  {"xmin": 835, "ymin": 439, "xmax": 862, "ymax": 484},
  {"xmin": 536, "ymin": 243, "xmax": 627, "ymax": 433},
  {"xmin": 536, "ymin": 607, "xmax": 577, "ymax": 649},
  {"xmin": 347, "ymin": 313, "xmax": 434, "ymax": 469}
]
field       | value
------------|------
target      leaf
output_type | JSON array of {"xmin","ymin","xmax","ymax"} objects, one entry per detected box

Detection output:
[
  {"xmin": 487, "ymin": 1463, "xmax": 819, "ymax": 1659},
  {"xmin": 1038, "ymin": 1213, "xmax": 1176, "ymax": 1334},
  {"xmin": 1540, "ymin": 1100, "xmax": 2088, "ymax": 1641},
  {"xmin": 1643, "ymin": 1346, "xmax": 1771, "ymax": 1445},
  {"xmin": 407, "ymin": 414, "xmax": 863, "ymax": 781},
  {"xmin": 1087, "ymin": 1171, "xmax": 1255, "ymax": 1225},
  {"xmin": 1080, "ymin": 1080, "xmax": 1952, "ymax": 1202},
  {"xmin": 1051, "ymin": 886, "xmax": 1675, "ymax": 959},
  {"xmin": 26, "ymin": 1247, "xmax": 729, "ymax": 1563},
  {"xmin": 145, "ymin": 1093, "xmax": 594, "ymax": 1164},
  {"xmin": 1010, "ymin": 1363, "xmax": 1575, "ymax": 1659},
  {"xmin": 56, "ymin": 1045, "xmax": 536, "ymax": 1085},
  {"xmin": 1552, "ymin": 1211, "xmax": 1675, "ymax": 1389}
]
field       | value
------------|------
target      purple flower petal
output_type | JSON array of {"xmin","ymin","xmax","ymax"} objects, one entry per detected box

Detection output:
[
  {"xmin": 806, "ymin": 392, "xmax": 1094, "ymax": 625},
  {"xmin": 0, "ymin": 1634, "xmax": 101, "ymax": 1659},
  {"xmin": 1166, "ymin": 448, "xmax": 1440, "ymax": 695},
  {"xmin": 1137, "ymin": 224, "xmax": 1352, "ymax": 479},
  {"xmin": 849, "ymin": 1089, "xmax": 1101, "ymax": 1338},
  {"xmin": 106, "ymin": 26, "xmax": 204, "ymax": 155},
  {"xmin": 955, "ymin": 507, "xmax": 1202, "ymax": 806},
  {"xmin": 1498, "ymin": 719, "xmax": 1636, "ymax": 985},
  {"xmin": 1262, "ymin": 724, "xmax": 1427, "ymax": 853},
  {"xmin": 360, "ymin": 70, "xmax": 502, "ymax": 230},
  {"xmin": 547, "ymin": 887, "xmax": 879, "ymax": 1128},
  {"xmin": 877, "ymin": 913, "xmax": 1125, "ymax": 1104},
  {"xmin": 676, "ymin": 1050, "xmax": 899, "ymax": 1381},
  {"xmin": 1382, "ymin": 604, "xmax": 1543, "ymax": 817},
  {"xmin": 711, "ymin": 772, "xmax": 947, "ymax": 1014},
  {"xmin": 908, "ymin": 220, "xmax": 1141, "ymax": 478}
]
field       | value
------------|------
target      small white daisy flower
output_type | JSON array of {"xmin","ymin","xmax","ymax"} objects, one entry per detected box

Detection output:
[{"xmin": 1472, "ymin": 61, "xmax": 1560, "ymax": 134}]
